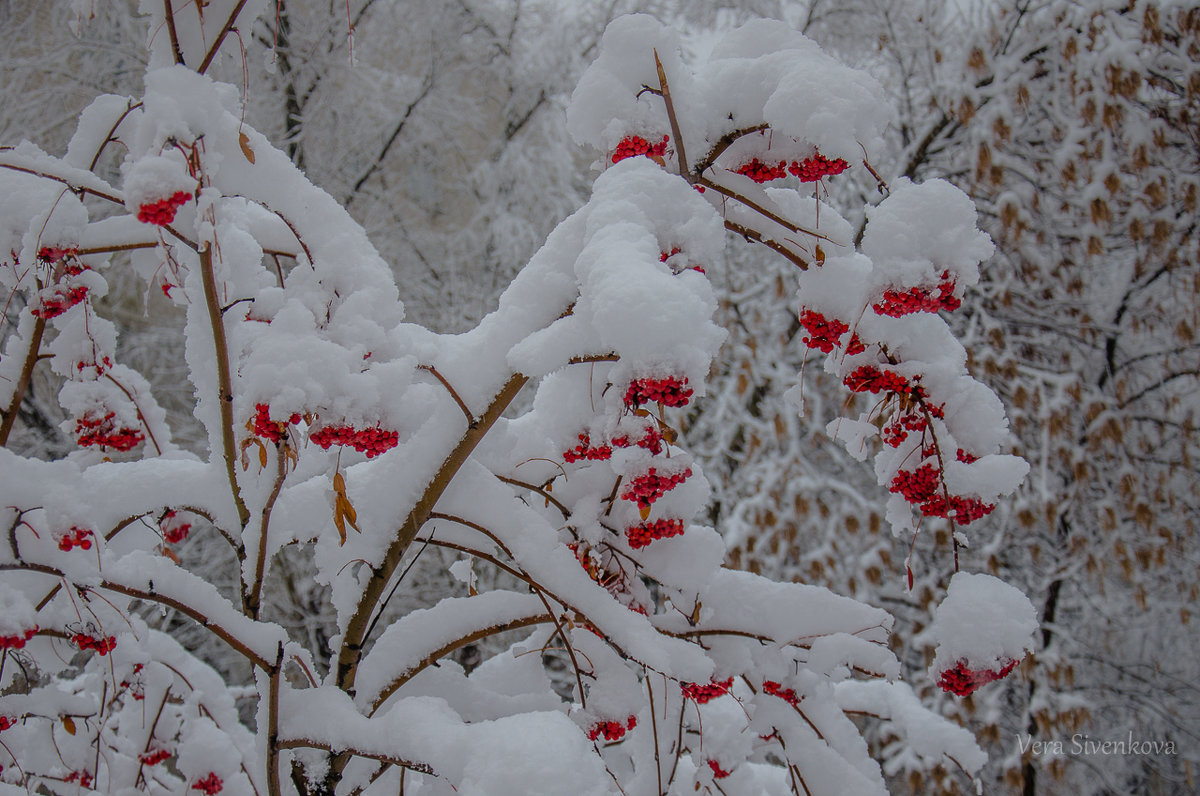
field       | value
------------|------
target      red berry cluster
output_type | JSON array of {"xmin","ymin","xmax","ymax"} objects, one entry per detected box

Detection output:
[
  {"xmin": 37, "ymin": 246, "xmax": 79, "ymax": 263},
  {"xmin": 881, "ymin": 411, "xmax": 928, "ymax": 448},
  {"xmin": 120, "ymin": 678, "xmax": 145, "ymax": 702},
  {"xmin": 75, "ymin": 410, "xmax": 145, "ymax": 451},
  {"xmin": 843, "ymin": 365, "xmax": 921, "ymax": 398},
  {"xmin": 798, "ymin": 309, "xmax": 864, "ymax": 355},
  {"xmin": 889, "ymin": 464, "xmax": 995, "ymax": 524},
  {"xmin": 253, "ymin": 403, "xmax": 301, "ymax": 442},
  {"xmin": 761, "ymin": 680, "xmax": 799, "ymax": 707},
  {"xmin": 624, "ymin": 376, "xmax": 692, "ymax": 409},
  {"xmin": 873, "ymin": 272, "xmax": 961, "ymax": 317},
  {"xmin": 681, "ymin": 677, "xmax": 733, "ymax": 704},
  {"xmin": 788, "ymin": 152, "xmax": 850, "ymax": 182},
  {"xmin": 889, "ymin": 463, "xmax": 941, "ymax": 504},
  {"xmin": 587, "ymin": 715, "xmax": 637, "ymax": 742},
  {"xmin": 310, "ymin": 425, "xmax": 399, "ymax": 458},
  {"xmin": 708, "ymin": 760, "xmax": 733, "ymax": 779},
  {"xmin": 192, "ymin": 773, "xmax": 224, "ymax": 794},
  {"xmin": 137, "ymin": 191, "xmax": 192, "ymax": 226},
  {"xmin": 611, "ymin": 135, "xmax": 668, "ymax": 164},
  {"xmin": 73, "ymin": 634, "xmax": 117, "ymax": 655},
  {"xmin": 0, "ymin": 716, "xmax": 14, "ymax": 732},
  {"xmin": 921, "ymin": 494, "xmax": 995, "ymax": 524},
  {"xmin": 937, "ymin": 658, "xmax": 1018, "ymax": 697},
  {"xmin": 563, "ymin": 434, "xmax": 613, "ymax": 463},
  {"xmin": 621, "ymin": 467, "xmax": 692, "ymax": 510},
  {"xmin": 734, "ymin": 158, "xmax": 788, "ymax": 183},
  {"xmin": 660, "ymin": 247, "xmax": 681, "ymax": 262},
  {"xmin": 76, "ymin": 356, "xmax": 113, "ymax": 377},
  {"xmin": 30, "ymin": 284, "xmax": 89, "ymax": 320},
  {"xmin": 160, "ymin": 510, "xmax": 191, "ymax": 544},
  {"xmin": 64, "ymin": 771, "xmax": 94, "ymax": 788},
  {"xmin": 58, "ymin": 526, "xmax": 93, "ymax": 552},
  {"xmin": 956, "ymin": 448, "xmax": 979, "ymax": 464},
  {"xmin": 625, "ymin": 518, "xmax": 686, "ymax": 549},
  {"xmin": 139, "ymin": 748, "xmax": 172, "ymax": 766},
  {"xmin": 0, "ymin": 626, "xmax": 37, "ymax": 649},
  {"xmin": 611, "ymin": 425, "xmax": 664, "ymax": 455}
]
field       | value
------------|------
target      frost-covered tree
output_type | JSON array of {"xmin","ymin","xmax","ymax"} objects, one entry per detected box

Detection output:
[{"xmin": 1, "ymin": 4, "xmax": 1036, "ymax": 795}]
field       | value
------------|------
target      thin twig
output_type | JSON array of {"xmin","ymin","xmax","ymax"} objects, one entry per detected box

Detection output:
[
  {"xmin": 198, "ymin": 0, "xmax": 251, "ymax": 75},
  {"xmin": 163, "ymin": 0, "xmax": 185, "ymax": 65},
  {"xmin": 418, "ymin": 365, "xmax": 473, "ymax": 422},
  {"xmin": 654, "ymin": 50, "xmax": 688, "ymax": 178}
]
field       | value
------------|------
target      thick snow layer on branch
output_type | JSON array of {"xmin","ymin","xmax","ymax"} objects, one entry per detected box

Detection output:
[
  {"xmin": 279, "ymin": 687, "xmax": 610, "ymax": 796},
  {"xmin": 836, "ymin": 680, "xmax": 988, "ymax": 775},
  {"xmin": 929, "ymin": 572, "xmax": 1037, "ymax": 675}
]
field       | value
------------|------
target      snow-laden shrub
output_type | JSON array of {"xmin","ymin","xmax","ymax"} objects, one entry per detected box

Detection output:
[{"xmin": 0, "ymin": 5, "xmax": 1033, "ymax": 795}]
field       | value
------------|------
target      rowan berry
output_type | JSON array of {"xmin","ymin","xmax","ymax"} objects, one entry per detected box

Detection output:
[
  {"xmin": 563, "ymin": 434, "xmax": 613, "ymax": 463},
  {"xmin": 734, "ymin": 158, "xmax": 788, "ymax": 183},
  {"xmin": 192, "ymin": 773, "xmax": 224, "ymax": 794},
  {"xmin": 72, "ymin": 634, "xmax": 117, "ymax": 655},
  {"xmin": 761, "ymin": 680, "xmax": 799, "ymax": 707},
  {"xmin": 57, "ymin": 527, "xmax": 93, "ymax": 552},
  {"xmin": 936, "ymin": 658, "xmax": 1018, "ymax": 696},
  {"xmin": 611, "ymin": 135, "xmax": 668, "ymax": 164},
  {"xmin": 137, "ymin": 191, "xmax": 192, "ymax": 226},
  {"xmin": 624, "ymin": 376, "xmax": 692, "ymax": 409},
  {"xmin": 252, "ymin": 404, "xmax": 301, "ymax": 442},
  {"xmin": 75, "ymin": 410, "xmax": 144, "ymax": 451},
  {"xmin": 621, "ymin": 468, "xmax": 692, "ymax": 509},
  {"xmin": 681, "ymin": 677, "xmax": 732, "ymax": 704},
  {"xmin": 160, "ymin": 510, "xmax": 191, "ymax": 544},
  {"xmin": 625, "ymin": 518, "xmax": 686, "ymax": 548},
  {"xmin": 0, "ymin": 627, "xmax": 36, "ymax": 649},
  {"xmin": 788, "ymin": 152, "xmax": 849, "ymax": 182},
  {"xmin": 139, "ymin": 748, "xmax": 172, "ymax": 766},
  {"xmin": 708, "ymin": 760, "xmax": 733, "ymax": 779},
  {"xmin": 310, "ymin": 424, "xmax": 399, "ymax": 458}
]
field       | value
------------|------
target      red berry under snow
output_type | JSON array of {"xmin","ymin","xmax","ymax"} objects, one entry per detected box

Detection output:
[
  {"xmin": 74, "ymin": 410, "xmax": 144, "ymax": 451},
  {"xmin": 707, "ymin": 759, "xmax": 733, "ymax": 779},
  {"xmin": 0, "ymin": 626, "xmax": 37, "ymax": 649},
  {"xmin": 587, "ymin": 715, "xmax": 637, "ymax": 742},
  {"xmin": 563, "ymin": 433, "xmax": 613, "ymax": 463},
  {"xmin": 137, "ymin": 191, "xmax": 193, "ymax": 226},
  {"xmin": 681, "ymin": 677, "xmax": 733, "ymax": 704},
  {"xmin": 621, "ymin": 467, "xmax": 692, "ymax": 509},
  {"xmin": 57, "ymin": 526, "xmax": 93, "ymax": 552},
  {"xmin": 788, "ymin": 152, "xmax": 850, "ymax": 182},
  {"xmin": 30, "ymin": 284, "xmax": 89, "ymax": 320},
  {"xmin": 139, "ymin": 748, "xmax": 172, "ymax": 766},
  {"xmin": 253, "ymin": 403, "xmax": 301, "ymax": 443},
  {"xmin": 798, "ymin": 309, "xmax": 865, "ymax": 355},
  {"xmin": 761, "ymin": 679, "xmax": 800, "ymax": 707},
  {"xmin": 611, "ymin": 135, "xmax": 668, "ymax": 164},
  {"xmin": 734, "ymin": 158, "xmax": 788, "ymax": 183},
  {"xmin": 192, "ymin": 773, "xmax": 224, "ymax": 794},
  {"xmin": 310, "ymin": 424, "xmax": 399, "ymax": 458},
  {"xmin": 625, "ymin": 517, "xmax": 686, "ymax": 548},
  {"xmin": 160, "ymin": 510, "xmax": 192, "ymax": 544},
  {"xmin": 624, "ymin": 376, "xmax": 692, "ymax": 409},
  {"xmin": 73, "ymin": 634, "xmax": 117, "ymax": 655},
  {"xmin": 873, "ymin": 271, "xmax": 961, "ymax": 317},
  {"xmin": 936, "ymin": 658, "xmax": 1019, "ymax": 697}
]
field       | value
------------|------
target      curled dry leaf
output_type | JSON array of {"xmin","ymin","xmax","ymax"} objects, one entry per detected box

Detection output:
[{"xmin": 238, "ymin": 131, "xmax": 255, "ymax": 164}]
